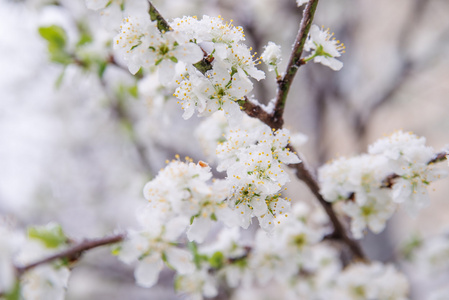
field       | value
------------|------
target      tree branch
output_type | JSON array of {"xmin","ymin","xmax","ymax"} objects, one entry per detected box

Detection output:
[
  {"xmin": 15, "ymin": 233, "xmax": 125, "ymax": 275},
  {"xmin": 146, "ymin": 0, "xmax": 366, "ymax": 261},
  {"xmin": 272, "ymin": 0, "xmax": 319, "ymax": 130},
  {"xmin": 289, "ymin": 146, "xmax": 367, "ymax": 261}
]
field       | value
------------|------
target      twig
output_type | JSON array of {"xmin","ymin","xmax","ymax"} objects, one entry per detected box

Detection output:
[
  {"xmin": 146, "ymin": 0, "xmax": 366, "ymax": 261},
  {"xmin": 272, "ymin": 0, "xmax": 320, "ymax": 130},
  {"xmin": 16, "ymin": 233, "xmax": 125, "ymax": 275},
  {"xmin": 148, "ymin": 1, "xmax": 170, "ymax": 32},
  {"xmin": 289, "ymin": 146, "xmax": 367, "ymax": 261}
]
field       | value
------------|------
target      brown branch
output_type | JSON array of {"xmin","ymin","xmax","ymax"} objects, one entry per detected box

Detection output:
[
  {"xmin": 289, "ymin": 146, "xmax": 367, "ymax": 261},
  {"xmin": 15, "ymin": 233, "xmax": 125, "ymax": 275},
  {"xmin": 146, "ymin": 0, "xmax": 366, "ymax": 261},
  {"xmin": 240, "ymin": 96, "xmax": 278, "ymax": 128},
  {"xmin": 272, "ymin": 0, "xmax": 319, "ymax": 130},
  {"xmin": 381, "ymin": 151, "xmax": 448, "ymax": 187}
]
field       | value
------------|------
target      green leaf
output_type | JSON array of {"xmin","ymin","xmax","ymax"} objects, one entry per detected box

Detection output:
[
  {"xmin": 5, "ymin": 281, "xmax": 20, "ymax": 300},
  {"xmin": 401, "ymin": 233, "xmax": 423, "ymax": 260},
  {"xmin": 98, "ymin": 60, "xmax": 107, "ymax": 79},
  {"xmin": 38, "ymin": 25, "xmax": 67, "ymax": 48},
  {"xmin": 155, "ymin": 58, "xmax": 163, "ymax": 66},
  {"xmin": 210, "ymin": 213, "xmax": 217, "ymax": 221},
  {"xmin": 54, "ymin": 67, "xmax": 66, "ymax": 89},
  {"xmin": 188, "ymin": 242, "xmax": 208, "ymax": 269},
  {"xmin": 111, "ymin": 245, "xmax": 122, "ymax": 256},
  {"xmin": 169, "ymin": 56, "xmax": 178, "ymax": 63},
  {"xmin": 38, "ymin": 25, "xmax": 73, "ymax": 65},
  {"xmin": 190, "ymin": 215, "xmax": 195, "ymax": 225},
  {"xmin": 128, "ymin": 84, "xmax": 138, "ymax": 98},
  {"xmin": 27, "ymin": 223, "xmax": 67, "ymax": 249},
  {"xmin": 209, "ymin": 251, "xmax": 224, "ymax": 269}
]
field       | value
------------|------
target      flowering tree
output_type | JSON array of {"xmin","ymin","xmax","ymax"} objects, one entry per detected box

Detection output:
[{"xmin": 1, "ymin": 0, "xmax": 449, "ymax": 299}]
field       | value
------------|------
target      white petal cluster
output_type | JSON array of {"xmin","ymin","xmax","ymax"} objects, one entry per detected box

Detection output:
[
  {"xmin": 319, "ymin": 131, "xmax": 447, "ymax": 239},
  {"xmin": 0, "ymin": 224, "xmax": 23, "ymax": 293},
  {"xmin": 118, "ymin": 215, "xmax": 195, "ymax": 288},
  {"xmin": 20, "ymin": 264, "xmax": 70, "ymax": 300},
  {"xmin": 305, "ymin": 25, "xmax": 345, "ymax": 71},
  {"xmin": 333, "ymin": 262, "xmax": 409, "ymax": 300},
  {"xmin": 14, "ymin": 225, "xmax": 70, "ymax": 300},
  {"xmin": 369, "ymin": 131, "xmax": 447, "ymax": 215},
  {"xmin": 114, "ymin": 16, "xmax": 203, "ymax": 80},
  {"xmin": 296, "ymin": 0, "xmax": 309, "ymax": 7},
  {"xmin": 412, "ymin": 234, "xmax": 449, "ymax": 276},
  {"xmin": 216, "ymin": 124, "xmax": 301, "ymax": 231},
  {"xmin": 261, "ymin": 42, "xmax": 282, "ymax": 72},
  {"xmin": 143, "ymin": 159, "xmax": 231, "ymax": 243},
  {"xmin": 169, "ymin": 16, "xmax": 265, "ymax": 123},
  {"xmin": 174, "ymin": 62, "xmax": 253, "ymax": 125}
]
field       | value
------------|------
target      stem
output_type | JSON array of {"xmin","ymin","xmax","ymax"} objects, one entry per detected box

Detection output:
[
  {"xmin": 289, "ymin": 146, "xmax": 367, "ymax": 261},
  {"xmin": 272, "ymin": 0, "xmax": 319, "ymax": 129},
  {"xmin": 146, "ymin": 0, "xmax": 366, "ymax": 261},
  {"xmin": 15, "ymin": 233, "xmax": 125, "ymax": 275},
  {"xmin": 148, "ymin": 1, "xmax": 170, "ymax": 32}
]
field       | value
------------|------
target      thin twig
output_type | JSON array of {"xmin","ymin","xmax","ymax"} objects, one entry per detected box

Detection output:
[
  {"xmin": 289, "ymin": 146, "xmax": 367, "ymax": 261},
  {"xmin": 15, "ymin": 233, "xmax": 125, "ymax": 275},
  {"xmin": 146, "ymin": 0, "xmax": 366, "ymax": 261},
  {"xmin": 272, "ymin": 0, "xmax": 320, "ymax": 130}
]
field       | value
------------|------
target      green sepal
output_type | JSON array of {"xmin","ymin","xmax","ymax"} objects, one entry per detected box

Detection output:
[
  {"xmin": 208, "ymin": 251, "xmax": 224, "ymax": 269},
  {"xmin": 401, "ymin": 233, "xmax": 423, "ymax": 260},
  {"xmin": 193, "ymin": 60, "xmax": 213, "ymax": 75},
  {"xmin": 111, "ymin": 245, "xmax": 122, "ymax": 256},
  {"xmin": 210, "ymin": 213, "xmax": 217, "ymax": 221},
  {"xmin": 169, "ymin": 56, "xmax": 178, "ymax": 63},
  {"xmin": 27, "ymin": 223, "xmax": 67, "ymax": 249},
  {"xmin": 98, "ymin": 60, "xmax": 107, "ymax": 79},
  {"xmin": 188, "ymin": 242, "xmax": 208, "ymax": 269},
  {"xmin": 155, "ymin": 58, "xmax": 163, "ymax": 66},
  {"xmin": 128, "ymin": 84, "xmax": 138, "ymax": 98},
  {"xmin": 54, "ymin": 67, "xmax": 66, "ymax": 89}
]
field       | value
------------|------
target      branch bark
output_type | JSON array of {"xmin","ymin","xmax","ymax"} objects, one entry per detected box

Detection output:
[
  {"xmin": 272, "ymin": 0, "xmax": 319, "ymax": 130},
  {"xmin": 15, "ymin": 233, "xmax": 125, "ymax": 275}
]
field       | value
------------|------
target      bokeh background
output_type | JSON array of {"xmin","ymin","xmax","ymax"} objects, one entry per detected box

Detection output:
[{"xmin": 1, "ymin": 0, "xmax": 448, "ymax": 299}]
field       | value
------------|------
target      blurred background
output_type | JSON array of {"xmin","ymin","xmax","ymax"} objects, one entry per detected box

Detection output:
[{"xmin": 1, "ymin": 0, "xmax": 449, "ymax": 299}]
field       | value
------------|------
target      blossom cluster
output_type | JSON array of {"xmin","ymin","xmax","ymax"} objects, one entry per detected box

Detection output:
[
  {"xmin": 16, "ymin": 0, "xmax": 448, "ymax": 299},
  {"xmin": 319, "ymin": 131, "xmax": 448, "ymax": 239},
  {"xmin": 173, "ymin": 203, "xmax": 409, "ymax": 300},
  {"xmin": 0, "ymin": 223, "xmax": 70, "ymax": 300}
]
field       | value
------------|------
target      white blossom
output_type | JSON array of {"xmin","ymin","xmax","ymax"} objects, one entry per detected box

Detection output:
[
  {"xmin": 296, "ymin": 0, "xmax": 309, "ymax": 7},
  {"xmin": 261, "ymin": 41, "xmax": 282, "ymax": 72},
  {"xmin": 304, "ymin": 25, "xmax": 345, "ymax": 71},
  {"xmin": 333, "ymin": 262, "xmax": 409, "ymax": 300},
  {"xmin": 118, "ymin": 215, "xmax": 195, "ymax": 288}
]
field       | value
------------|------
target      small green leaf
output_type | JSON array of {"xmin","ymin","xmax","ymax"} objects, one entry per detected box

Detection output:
[
  {"xmin": 190, "ymin": 215, "xmax": 195, "ymax": 225},
  {"xmin": 38, "ymin": 25, "xmax": 73, "ymax": 65},
  {"xmin": 5, "ymin": 281, "xmax": 20, "ymax": 300},
  {"xmin": 169, "ymin": 56, "xmax": 178, "ymax": 63},
  {"xmin": 38, "ymin": 25, "xmax": 67, "ymax": 48},
  {"xmin": 27, "ymin": 223, "xmax": 67, "ymax": 249},
  {"xmin": 155, "ymin": 58, "xmax": 163, "ymax": 66},
  {"xmin": 209, "ymin": 251, "xmax": 224, "ymax": 269},
  {"xmin": 98, "ymin": 61, "xmax": 107, "ymax": 78},
  {"xmin": 77, "ymin": 32, "xmax": 92, "ymax": 47},
  {"xmin": 128, "ymin": 84, "xmax": 138, "ymax": 98},
  {"xmin": 55, "ymin": 67, "xmax": 66, "ymax": 89},
  {"xmin": 111, "ymin": 245, "xmax": 122, "ymax": 256},
  {"xmin": 210, "ymin": 213, "xmax": 217, "ymax": 221}
]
